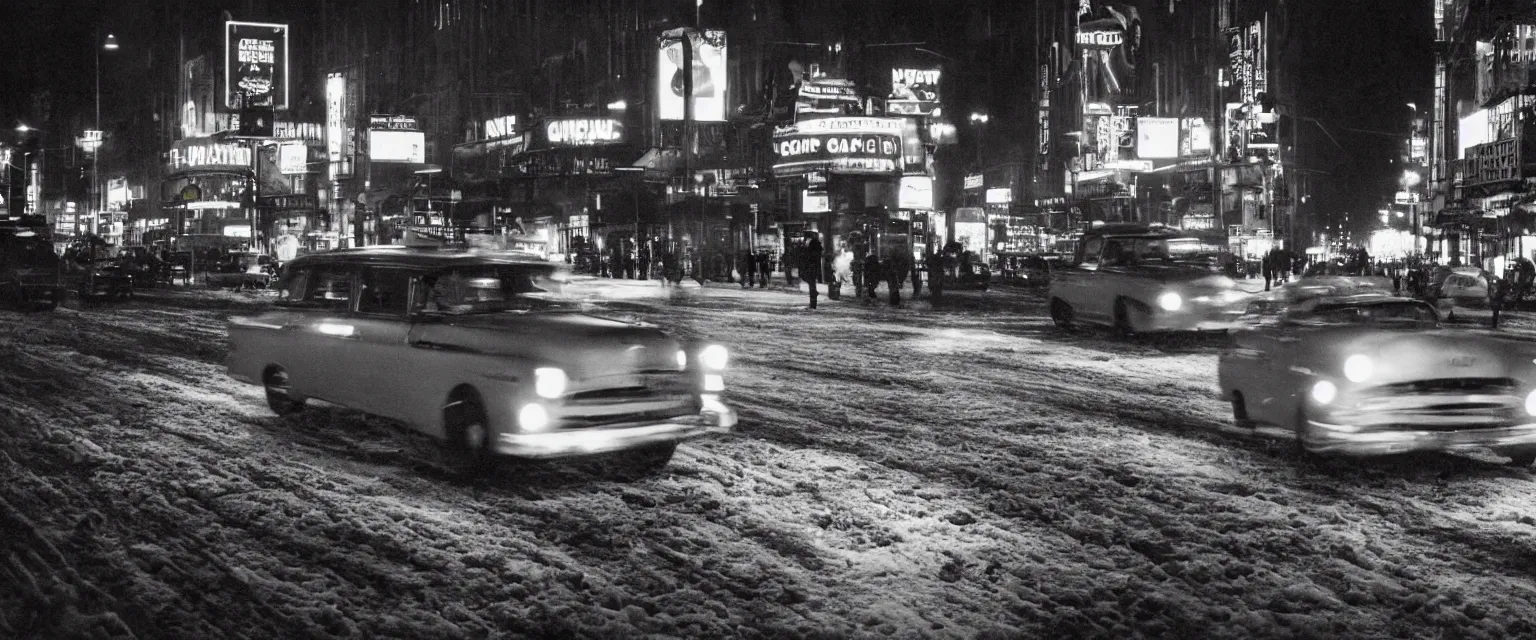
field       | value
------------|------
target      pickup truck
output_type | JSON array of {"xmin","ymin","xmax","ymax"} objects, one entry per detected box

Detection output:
[{"xmin": 1048, "ymin": 223, "xmax": 1248, "ymax": 334}]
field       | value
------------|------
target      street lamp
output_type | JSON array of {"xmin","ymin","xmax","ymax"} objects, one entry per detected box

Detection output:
[
  {"xmin": 969, "ymin": 112, "xmax": 989, "ymax": 169},
  {"xmin": 91, "ymin": 31, "xmax": 118, "ymax": 238}
]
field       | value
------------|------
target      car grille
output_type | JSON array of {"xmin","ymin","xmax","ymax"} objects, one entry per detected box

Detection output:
[
  {"xmin": 558, "ymin": 371, "xmax": 699, "ymax": 430},
  {"xmin": 1340, "ymin": 378, "xmax": 1525, "ymax": 432}
]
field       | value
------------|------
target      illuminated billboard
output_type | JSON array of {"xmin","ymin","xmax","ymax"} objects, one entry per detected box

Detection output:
[
  {"xmin": 279, "ymin": 143, "xmax": 308, "ymax": 174},
  {"xmin": 225, "ymin": 21, "xmax": 289, "ymax": 110},
  {"xmin": 542, "ymin": 118, "xmax": 625, "ymax": 147},
  {"xmin": 326, "ymin": 73, "xmax": 347, "ymax": 179},
  {"xmin": 1136, "ymin": 117, "xmax": 1178, "ymax": 159},
  {"xmin": 657, "ymin": 29, "xmax": 727, "ymax": 122},
  {"xmin": 772, "ymin": 117, "xmax": 904, "ymax": 177},
  {"xmin": 899, "ymin": 176, "xmax": 934, "ymax": 210},
  {"xmin": 368, "ymin": 131, "xmax": 425, "ymax": 163},
  {"xmin": 888, "ymin": 68, "xmax": 941, "ymax": 116}
]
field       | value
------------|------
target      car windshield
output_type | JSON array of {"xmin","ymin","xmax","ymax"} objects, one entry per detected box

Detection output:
[
  {"xmin": 1102, "ymin": 236, "xmax": 1186, "ymax": 266},
  {"xmin": 1288, "ymin": 300, "xmax": 1437, "ymax": 329},
  {"xmin": 416, "ymin": 264, "xmax": 562, "ymax": 315}
]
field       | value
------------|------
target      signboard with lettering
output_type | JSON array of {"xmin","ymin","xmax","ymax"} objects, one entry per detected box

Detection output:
[
  {"xmin": 484, "ymin": 115, "xmax": 518, "ymax": 140},
  {"xmin": 167, "ymin": 137, "xmax": 254, "ymax": 173},
  {"xmin": 1465, "ymin": 138, "xmax": 1521, "ymax": 188},
  {"xmin": 888, "ymin": 67, "xmax": 941, "ymax": 116},
  {"xmin": 964, "ymin": 174, "xmax": 984, "ymax": 190},
  {"xmin": 771, "ymin": 117, "xmax": 904, "ymax": 177},
  {"xmin": 1077, "ymin": 29, "xmax": 1123, "ymax": 48},
  {"xmin": 369, "ymin": 115, "xmax": 420, "ymax": 131},
  {"xmin": 225, "ymin": 22, "xmax": 289, "ymax": 110},
  {"xmin": 541, "ymin": 118, "xmax": 625, "ymax": 147}
]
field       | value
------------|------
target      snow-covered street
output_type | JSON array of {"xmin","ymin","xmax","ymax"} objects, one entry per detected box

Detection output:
[{"xmin": 5, "ymin": 280, "xmax": 1536, "ymax": 639}]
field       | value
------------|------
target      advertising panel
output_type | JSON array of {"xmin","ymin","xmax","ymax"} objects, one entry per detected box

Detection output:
[
  {"xmin": 326, "ymin": 73, "xmax": 348, "ymax": 179},
  {"xmin": 657, "ymin": 29, "xmax": 728, "ymax": 122},
  {"xmin": 225, "ymin": 22, "xmax": 289, "ymax": 110},
  {"xmin": 1180, "ymin": 117, "xmax": 1211, "ymax": 156},
  {"xmin": 167, "ymin": 137, "xmax": 254, "ymax": 173},
  {"xmin": 484, "ymin": 115, "xmax": 518, "ymax": 140},
  {"xmin": 1113, "ymin": 105, "xmax": 1138, "ymax": 152},
  {"xmin": 985, "ymin": 188, "xmax": 1012, "ymax": 204},
  {"xmin": 1136, "ymin": 117, "xmax": 1178, "ymax": 159},
  {"xmin": 888, "ymin": 67, "xmax": 941, "ymax": 116},
  {"xmin": 802, "ymin": 190, "xmax": 830, "ymax": 213},
  {"xmin": 1465, "ymin": 138, "xmax": 1520, "ymax": 188},
  {"xmin": 368, "ymin": 131, "xmax": 425, "ymax": 163},
  {"xmin": 899, "ymin": 176, "xmax": 934, "ymax": 210},
  {"xmin": 900, "ymin": 118, "xmax": 927, "ymax": 174},
  {"xmin": 541, "ymin": 117, "xmax": 625, "ymax": 147},
  {"xmin": 771, "ymin": 117, "xmax": 904, "ymax": 177},
  {"xmin": 796, "ymin": 78, "xmax": 861, "ymax": 121},
  {"xmin": 1077, "ymin": 2, "xmax": 1145, "ymax": 106},
  {"xmin": 278, "ymin": 142, "xmax": 308, "ymax": 174},
  {"xmin": 369, "ymin": 114, "xmax": 420, "ymax": 131},
  {"xmin": 964, "ymin": 174, "xmax": 984, "ymax": 190},
  {"xmin": 1038, "ymin": 108, "xmax": 1050, "ymax": 156}
]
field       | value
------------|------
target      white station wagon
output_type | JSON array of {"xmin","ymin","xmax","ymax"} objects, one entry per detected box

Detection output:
[{"xmin": 226, "ymin": 247, "xmax": 737, "ymax": 476}]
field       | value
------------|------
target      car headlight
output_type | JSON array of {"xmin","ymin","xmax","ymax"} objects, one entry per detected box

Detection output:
[
  {"xmin": 1526, "ymin": 390, "xmax": 1536, "ymax": 416},
  {"xmin": 704, "ymin": 374, "xmax": 725, "ymax": 392},
  {"xmin": 1342, "ymin": 355, "xmax": 1374, "ymax": 383},
  {"xmin": 1311, "ymin": 380, "xmax": 1338, "ymax": 405},
  {"xmin": 675, "ymin": 349, "xmax": 688, "ymax": 369},
  {"xmin": 534, "ymin": 367, "xmax": 567, "ymax": 399},
  {"xmin": 700, "ymin": 344, "xmax": 729, "ymax": 370},
  {"xmin": 1157, "ymin": 292, "xmax": 1183, "ymax": 311},
  {"xmin": 518, "ymin": 403, "xmax": 550, "ymax": 432}
]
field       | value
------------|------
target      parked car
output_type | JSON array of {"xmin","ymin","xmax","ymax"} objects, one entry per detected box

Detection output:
[
  {"xmin": 226, "ymin": 246, "xmax": 737, "ymax": 476},
  {"xmin": 207, "ymin": 252, "xmax": 277, "ymax": 289},
  {"xmin": 0, "ymin": 216, "xmax": 65, "ymax": 311},
  {"xmin": 1048, "ymin": 223, "xmax": 1248, "ymax": 333},
  {"xmin": 63, "ymin": 235, "xmax": 133, "ymax": 301},
  {"xmin": 1219, "ymin": 292, "xmax": 1536, "ymax": 465}
]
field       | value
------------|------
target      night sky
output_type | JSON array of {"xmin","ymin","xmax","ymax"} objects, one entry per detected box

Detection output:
[{"xmin": 2, "ymin": 0, "xmax": 1434, "ymax": 238}]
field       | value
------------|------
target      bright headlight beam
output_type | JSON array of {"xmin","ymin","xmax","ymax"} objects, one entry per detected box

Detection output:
[
  {"xmin": 1525, "ymin": 390, "xmax": 1536, "ymax": 416},
  {"xmin": 1157, "ymin": 292, "xmax": 1182, "ymax": 311},
  {"xmin": 675, "ymin": 350, "xmax": 688, "ymax": 369},
  {"xmin": 1311, "ymin": 380, "xmax": 1337, "ymax": 405},
  {"xmin": 700, "ymin": 344, "xmax": 729, "ymax": 370},
  {"xmin": 534, "ymin": 367, "xmax": 567, "ymax": 399},
  {"xmin": 1342, "ymin": 355, "xmax": 1374, "ymax": 383},
  {"xmin": 518, "ymin": 403, "xmax": 550, "ymax": 431}
]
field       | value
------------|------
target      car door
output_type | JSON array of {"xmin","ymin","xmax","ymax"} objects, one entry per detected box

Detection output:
[
  {"xmin": 280, "ymin": 264, "xmax": 361, "ymax": 406},
  {"xmin": 1062, "ymin": 237, "xmax": 1104, "ymax": 319},
  {"xmin": 346, "ymin": 265, "xmax": 419, "ymax": 421}
]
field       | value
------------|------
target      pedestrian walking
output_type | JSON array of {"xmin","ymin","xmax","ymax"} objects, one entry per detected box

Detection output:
[
  {"xmin": 863, "ymin": 253, "xmax": 882, "ymax": 299},
  {"xmin": 926, "ymin": 251, "xmax": 944, "ymax": 301},
  {"xmin": 637, "ymin": 242, "xmax": 652, "ymax": 281},
  {"xmin": 739, "ymin": 249, "xmax": 757, "ymax": 289},
  {"xmin": 886, "ymin": 250, "xmax": 911, "ymax": 305},
  {"xmin": 801, "ymin": 233, "xmax": 823, "ymax": 309},
  {"xmin": 755, "ymin": 251, "xmax": 771, "ymax": 288}
]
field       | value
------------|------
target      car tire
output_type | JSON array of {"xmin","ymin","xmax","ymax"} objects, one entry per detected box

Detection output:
[
  {"xmin": 263, "ymin": 367, "xmax": 307, "ymax": 416},
  {"xmin": 1231, "ymin": 391, "xmax": 1255, "ymax": 429},
  {"xmin": 443, "ymin": 392, "xmax": 496, "ymax": 478},
  {"xmin": 610, "ymin": 443, "xmax": 678, "ymax": 481},
  {"xmin": 1050, "ymin": 298, "xmax": 1076, "ymax": 331}
]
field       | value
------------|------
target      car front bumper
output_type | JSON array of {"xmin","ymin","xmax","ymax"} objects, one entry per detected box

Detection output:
[
  {"xmin": 494, "ymin": 398, "xmax": 738, "ymax": 459},
  {"xmin": 1305, "ymin": 419, "xmax": 1536, "ymax": 456},
  {"xmin": 1144, "ymin": 305, "xmax": 1246, "ymax": 332}
]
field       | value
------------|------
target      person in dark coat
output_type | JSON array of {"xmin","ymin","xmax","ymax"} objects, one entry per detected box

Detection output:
[
  {"xmin": 863, "ymin": 253, "xmax": 882, "ymax": 299},
  {"xmin": 926, "ymin": 251, "xmax": 944, "ymax": 301},
  {"xmin": 848, "ymin": 231, "xmax": 869, "ymax": 299},
  {"xmin": 637, "ymin": 242, "xmax": 652, "ymax": 281},
  {"xmin": 739, "ymin": 249, "xmax": 757, "ymax": 288},
  {"xmin": 755, "ymin": 251, "xmax": 771, "ymax": 288},
  {"xmin": 660, "ymin": 250, "xmax": 679, "ymax": 287},
  {"xmin": 801, "ymin": 233, "xmax": 823, "ymax": 309},
  {"xmin": 1262, "ymin": 253, "xmax": 1274, "ymax": 291},
  {"xmin": 886, "ymin": 250, "xmax": 911, "ymax": 305}
]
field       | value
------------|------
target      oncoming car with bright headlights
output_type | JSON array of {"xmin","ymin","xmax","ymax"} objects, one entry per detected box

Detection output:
[
  {"xmin": 226, "ymin": 247, "xmax": 737, "ymax": 476},
  {"xmin": 1048, "ymin": 223, "xmax": 1248, "ymax": 334},
  {"xmin": 1218, "ymin": 293, "xmax": 1536, "ymax": 465}
]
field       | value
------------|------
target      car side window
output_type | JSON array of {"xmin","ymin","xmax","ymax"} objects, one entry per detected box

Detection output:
[
  {"xmin": 301, "ymin": 267, "xmax": 355, "ymax": 310},
  {"xmin": 279, "ymin": 268, "xmax": 310, "ymax": 303},
  {"xmin": 357, "ymin": 267, "xmax": 414, "ymax": 317},
  {"xmin": 1081, "ymin": 238, "xmax": 1103, "ymax": 266}
]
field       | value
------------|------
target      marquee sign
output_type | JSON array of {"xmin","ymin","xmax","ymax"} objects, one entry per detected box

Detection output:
[
  {"xmin": 225, "ymin": 21, "xmax": 289, "ymax": 110},
  {"xmin": 167, "ymin": 137, "xmax": 253, "ymax": 173},
  {"xmin": 542, "ymin": 118, "xmax": 625, "ymax": 147},
  {"xmin": 772, "ymin": 117, "xmax": 904, "ymax": 177}
]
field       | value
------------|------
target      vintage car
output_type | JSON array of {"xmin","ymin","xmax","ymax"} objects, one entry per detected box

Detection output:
[
  {"xmin": 1048, "ymin": 223, "xmax": 1248, "ymax": 333},
  {"xmin": 63, "ymin": 235, "xmax": 134, "ymax": 301},
  {"xmin": 1423, "ymin": 265, "xmax": 1492, "ymax": 320},
  {"xmin": 207, "ymin": 252, "xmax": 278, "ymax": 290},
  {"xmin": 0, "ymin": 217, "xmax": 66, "ymax": 311},
  {"xmin": 226, "ymin": 247, "xmax": 737, "ymax": 476},
  {"xmin": 1218, "ymin": 293, "xmax": 1536, "ymax": 465},
  {"xmin": 1244, "ymin": 267, "xmax": 1400, "ymax": 316}
]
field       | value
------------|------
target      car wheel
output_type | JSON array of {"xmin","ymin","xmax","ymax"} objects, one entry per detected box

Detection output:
[
  {"xmin": 1050, "ymin": 298, "xmax": 1076, "ymax": 331},
  {"xmin": 1231, "ymin": 391, "xmax": 1255, "ymax": 428},
  {"xmin": 443, "ymin": 392, "xmax": 496, "ymax": 477},
  {"xmin": 263, "ymin": 367, "xmax": 307, "ymax": 416},
  {"xmin": 610, "ymin": 443, "xmax": 678, "ymax": 481}
]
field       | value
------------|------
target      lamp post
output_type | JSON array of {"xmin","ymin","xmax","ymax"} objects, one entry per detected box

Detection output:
[{"xmin": 91, "ymin": 32, "xmax": 119, "ymax": 239}]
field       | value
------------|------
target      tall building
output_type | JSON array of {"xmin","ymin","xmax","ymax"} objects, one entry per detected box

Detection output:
[{"xmin": 1430, "ymin": 0, "xmax": 1536, "ymax": 272}]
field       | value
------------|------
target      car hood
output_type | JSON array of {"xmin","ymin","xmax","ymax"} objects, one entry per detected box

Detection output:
[
  {"xmin": 1306, "ymin": 328, "xmax": 1536, "ymax": 384},
  {"xmin": 412, "ymin": 311, "xmax": 683, "ymax": 377}
]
